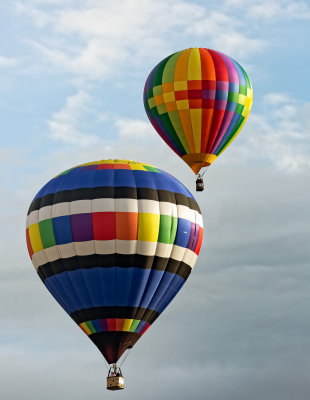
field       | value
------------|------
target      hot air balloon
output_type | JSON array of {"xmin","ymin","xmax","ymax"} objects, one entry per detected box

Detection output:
[
  {"xmin": 26, "ymin": 159, "xmax": 203, "ymax": 390},
  {"xmin": 143, "ymin": 48, "xmax": 253, "ymax": 191}
]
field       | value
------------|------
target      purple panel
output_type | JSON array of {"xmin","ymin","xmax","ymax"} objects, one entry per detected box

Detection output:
[
  {"xmin": 70, "ymin": 213, "xmax": 93, "ymax": 241},
  {"xmin": 217, "ymin": 81, "xmax": 229, "ymax": 90},
  {"xmin": 187, "ymin": 222, "xmax": 196, "ymax": 251},
  {"xmin": 82, "ymin": 165, "xmax": 98, "ymax": 171},
  {"xmin": 99, "ymin": 319, "xmax": 108, "ymax": 332},
  {"xmin": 214, "ymin": 100, "xmax": 227, "ymax": 110},
  {"xmin": 191, "ymin": 224, "xmax": 200, "ymax": 251},
  {"xmin": 202, "ymin": 89, "xmax": 215, "ymax": 100}
]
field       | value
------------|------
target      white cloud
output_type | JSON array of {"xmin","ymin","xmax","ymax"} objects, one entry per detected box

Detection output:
[
  {"xmin": 47, "ymin": 91, "xmax": 99, "ymax": 145},
  {"xmin": 225, "ymin": 0, "xmax": 310, "ymax": 20},
  {"xmin": 0, "ymin": 55, "xmax": 19, "ymax": 68},
  {"xmin": 228, "ymin": 93, "xmax": 310, "ymax": 171},
  {"xmin": 114, "ymin": 118, "xmax": 153, "ymax": 139},
  {"xmin": 14, "ymin": 0, "xmax": 266, "ymax": 80}
]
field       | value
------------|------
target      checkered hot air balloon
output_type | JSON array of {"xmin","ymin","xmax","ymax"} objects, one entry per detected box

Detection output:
[
  {"xmin": 26, "ymin": 159, "xmax": 203, "ymax": 371},
  {"xmin": 144, "ymin": 48, "xmax": 253, "ymax": 179}
]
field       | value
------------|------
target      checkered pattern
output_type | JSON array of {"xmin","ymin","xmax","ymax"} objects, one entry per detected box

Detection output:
[{"xmin": 144, "ymin": 48, "xmax": 253, "ymax": 174}]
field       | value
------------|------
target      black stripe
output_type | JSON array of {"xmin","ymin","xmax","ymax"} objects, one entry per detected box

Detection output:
[
  {"xmin": 70, "ymin": 306, "xmax": 160, "ymax": 325},
  {"xmin": 37, "ymin": 254, "xmax": 192, "ymax": 281},
  {"xmin": 28, "ymin": 186, "xmax": 201, "ymax": 214}
]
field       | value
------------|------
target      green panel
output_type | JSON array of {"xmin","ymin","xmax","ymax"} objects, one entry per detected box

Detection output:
[
  {"xmin": 143, "ymin": 166, "xmax": 159, "ymax": 173},
  {"xmin": 170, "ymin": 216, "xmax": 178, "ymax": 244},
  {"xmin": 129, "ymin": 320, "xmax": 140, "ymax": 332},
  {"xmin": 152, "ymin": 55, "xmax": 173, "ymax": 87},
  {"xmin": 157, "ymin": 103, "xmax": 167, "ymax": 115},
  {"xmin": 168, "ymin": 110, "xmax": 191, "ymax": 154},
  {"xmin": 159, "ymin": 113, "xmax": 187, "ymax": 154},
  {"xmin": 153, "ymin": 85, "xmax": 163, "ymax": 96},
  {"xmin": 39, "ymin": 219, "xmax": 56, "ymax": 248},
  {"xmin": 59, "ymin": 168, "xmax": 73, "ymax": 176},
  {"xmin": 239, "ymin": 84, "xmax": 247, "ymax": 95},
  {"xmin": 162, "ymin": 52, "xmax": 181, "ymax": 83},
  {"xmin": 85, "ymin": 321, "xmax": 96, "ymax": 334},
  {"xmin": 150, "ymin": 107, "xmax": 159, "ymax": 118},
  {"xmin": 158, "ymin": 215, "xmax": 172, "ymax": 244},
  {"xmin": 235, "ymin": 103, "xmax": 244, "ymax": 115},
  {"xmin": 228, "ymin": 91, "xmax": 239, "ymax": 102},
  {"xmin": 216, "ymin": 115, "xmax": 245, "ymax": 155}
]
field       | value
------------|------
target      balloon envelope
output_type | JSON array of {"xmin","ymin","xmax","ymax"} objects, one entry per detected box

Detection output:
[
  {"xmin": 144, "ymin": 48, "xmax": 253, "ymax": 174},
  {"xmin": 26, "ymin": 159, "xmax": 203, "ymax": 364}
]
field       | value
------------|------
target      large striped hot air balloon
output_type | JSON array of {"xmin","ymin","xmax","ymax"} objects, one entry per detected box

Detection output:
[
  {"xmin": 144, "ymin": 48, "xmax": 253, "ymax": 188},
  {"xmin": 26, "ymin": 159, "xmax": 203, "ymax": 389}
]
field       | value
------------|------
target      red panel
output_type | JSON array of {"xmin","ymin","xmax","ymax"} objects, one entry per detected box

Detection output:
[
  {"xmin": 189, "ymin": 99, "xmax": 202, "ymax": 109},
  {"xmin": 188, "ymin": 89, "xmax": 202, "ymax": 99},
  {"xmin": 107, "ymin": 318, "xmax": 116, "ymax": 331},
  {"xmin": 92, "ymin": 212, "xmax": 116, "ymax": 240},
  {"xmin": 26, "ymin": 228, "xmax": 34, "ymax": 258},
  {"xmin": 114, "ymin": 164, "xmax": 131, "ymax": 169},
  {"xmin": 195, "ymin": 227, "xmax": 204, "ymax": 255},
  {"xmin": 175, "ymin": 90, "xmax": 188, "ymax": 101},
  {"xmin": 202, "ymin": 80, "xmax": 216, "ymax": 90},
  {"xmin": 140, "ymin": 323, "xmax": 151, "ymax": 336},
  {"xmin": 97, "ymin": 164, "xmax": 114, "ymax": 169},
  {"xmin": 188, "ymin": 80, "xmax": 202, "ymax": 90}
]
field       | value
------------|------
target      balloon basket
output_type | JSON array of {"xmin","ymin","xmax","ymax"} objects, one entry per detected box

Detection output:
[
  {"xmin": 107, "ymin": 376, "xmax": 125, "ymax": 391},
  {"xmin": 107, "ymin": 365, "xmax": 124, "ymax": 390}
]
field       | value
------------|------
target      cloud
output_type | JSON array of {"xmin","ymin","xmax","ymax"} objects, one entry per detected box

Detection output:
[
  {"xmin": 47, "ymin": 91, "xmax": 100, "ymax": 145},
  {"xmin": 14, "ymin": 0, "xmax": 267, "ymax": 80},
  {"xmin": 114, "ymin": 117, "xmax": 153, "ymax": 139},
  {"xmin": 0, "ymin": 55, "xmax": 19, "ymax": 68},
  {"xmin": 225, "ymin": 0, "xmax": 310, "ymax": 20},
  {"xmin": 221, "ymin": 93, "xmax": 310, "ymax": 172}
]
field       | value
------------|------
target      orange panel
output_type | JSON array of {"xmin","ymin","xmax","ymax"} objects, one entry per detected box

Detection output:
[{"xmin": 116, "ymin": 212, "xmax": 138, "ymax": 240}]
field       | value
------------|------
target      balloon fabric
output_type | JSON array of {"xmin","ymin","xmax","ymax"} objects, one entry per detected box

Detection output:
[
  {"xmin": 26, "ymin": 160, "xmax": 203, "ymax": 364},
  {"xmin": 144, "ymin": 48, "xmax": 253, "ymax": 174}
]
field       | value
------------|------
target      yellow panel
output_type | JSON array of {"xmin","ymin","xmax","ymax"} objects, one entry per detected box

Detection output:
[
  {"xmin": 79, "ymin": 322, "xmax": 91, "ymax": 335},
  {"xmin": 138, "ymin": 213, "xmax": 160, "ymax": 242},
  {"xmin": 128, "ymin": 163, "xmax": 146, "ymax": 171},
  {"xmin": 148, "ymin": 97, "xmax": 156, "ymax": 109},
  {"xmin": 174, "ymin": 81, "xmax": 188, "ymax": 91},
  {"xmin": 28, "ymin": 223, "xmax": 44, "ymax": 253},
  {"xmin": 176, "ymin": 100, "xmax": 189, "ymax": 110},
  {"xmin": 123, "ymin": 319, "xmax": 134, "ymax": 332},
  {"xmin": 238, "ymin": 94, "xmax": 246, "ymax": 105},
  {"xmin": 163, "ymin": 92, "xmax": 175, "ymax": 103},
  {"xmin": 190, "ymin": 109, "xmax": 202, "ymax": 152},
  {"xmin": 188, "ymin": 48, "xmax": 202, "ymax": 81}
]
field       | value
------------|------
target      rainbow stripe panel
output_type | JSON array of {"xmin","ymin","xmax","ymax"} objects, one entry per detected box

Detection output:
[
  {"xmin": 144, "ymin": 48, "xmax": 253, "ymax": 174},
  {"xmin": 26, "ymin": 159, "xmax": 203, "ymax": 364}
]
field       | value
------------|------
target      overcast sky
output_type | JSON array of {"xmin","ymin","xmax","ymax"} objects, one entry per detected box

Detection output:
[{"xmin": 0, "ymin": 1, "xmax": 310, "ymax": 399}]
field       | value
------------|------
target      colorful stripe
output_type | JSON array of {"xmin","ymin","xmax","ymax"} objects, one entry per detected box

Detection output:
[{"xmin": 144, "ymin": 47, "xmax": 253, "ymax": 174}]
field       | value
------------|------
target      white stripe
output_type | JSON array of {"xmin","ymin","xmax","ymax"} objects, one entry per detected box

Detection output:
[
  {"xmin": 74, "ymin": 241, "xmax": 95, "ymax": 256},
  {"xmin": 53, "ymin": 202, "xmax": 70, "ymax": 218},
  {"xmin": 183, "ymin": 249, "xmax": 197, "ymax": 269},
  {"xmin": 177, "ymin": 204, "xmax": 192, "ymax": 221},
  {"xmin": 137, "ymin": 199, "xmax": 159, "ymax": 214},
  {"xmin": 70, "ymin": 200, "xmax": 92, "ymax": 214},
  {"xmin": 26, "ymin": 210, "xmax": 39, "ymax": 227},
  {"xmin": 92, "ymin": 198, "xmax": 115, "ymax": 212},
  {"xmin": 155, "ymin": 242, "xmax": 173, "ymax": 258},
  {"xmin": 116, "ymin": 239, "xmax": 137, "ymax": 254},
  {"xmin": 170, "ymin": 244, "xmax": 186, "ymax": 261},
  {"xmin": 38, "ymin": 206, "xmax": 52, "ymax": 222},
  {"xmin": 43, "ymin": 246, "xmax": 60, "ymax": 262},
  {"xmin": 94, "ymin": 240, "xmax": 115, "ymax": 254},
  {"xmin": 30, "ymin": 241, "xmax": 198, "ymax": 269},
  {"xmin": 115, "ymin": 198, "xmax": 138, "ymax": 212},
  {"xmin": 58, "ymin": 243, "xmax": 76, "ymax": 258},
  {"xmin": 32, "ymin": 250, "xmax": 48, "ymax": 270}
]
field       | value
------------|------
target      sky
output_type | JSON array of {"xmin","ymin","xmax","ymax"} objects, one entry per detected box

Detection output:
[{"xmin": 0, "ymin": 0, "xmax": 310, "ymax": 399}]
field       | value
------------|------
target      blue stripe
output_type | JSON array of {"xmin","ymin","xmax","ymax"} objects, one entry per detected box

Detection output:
[{"xmin": 44, "ymin": 267, "xmax": 185, "ymax": 314}]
